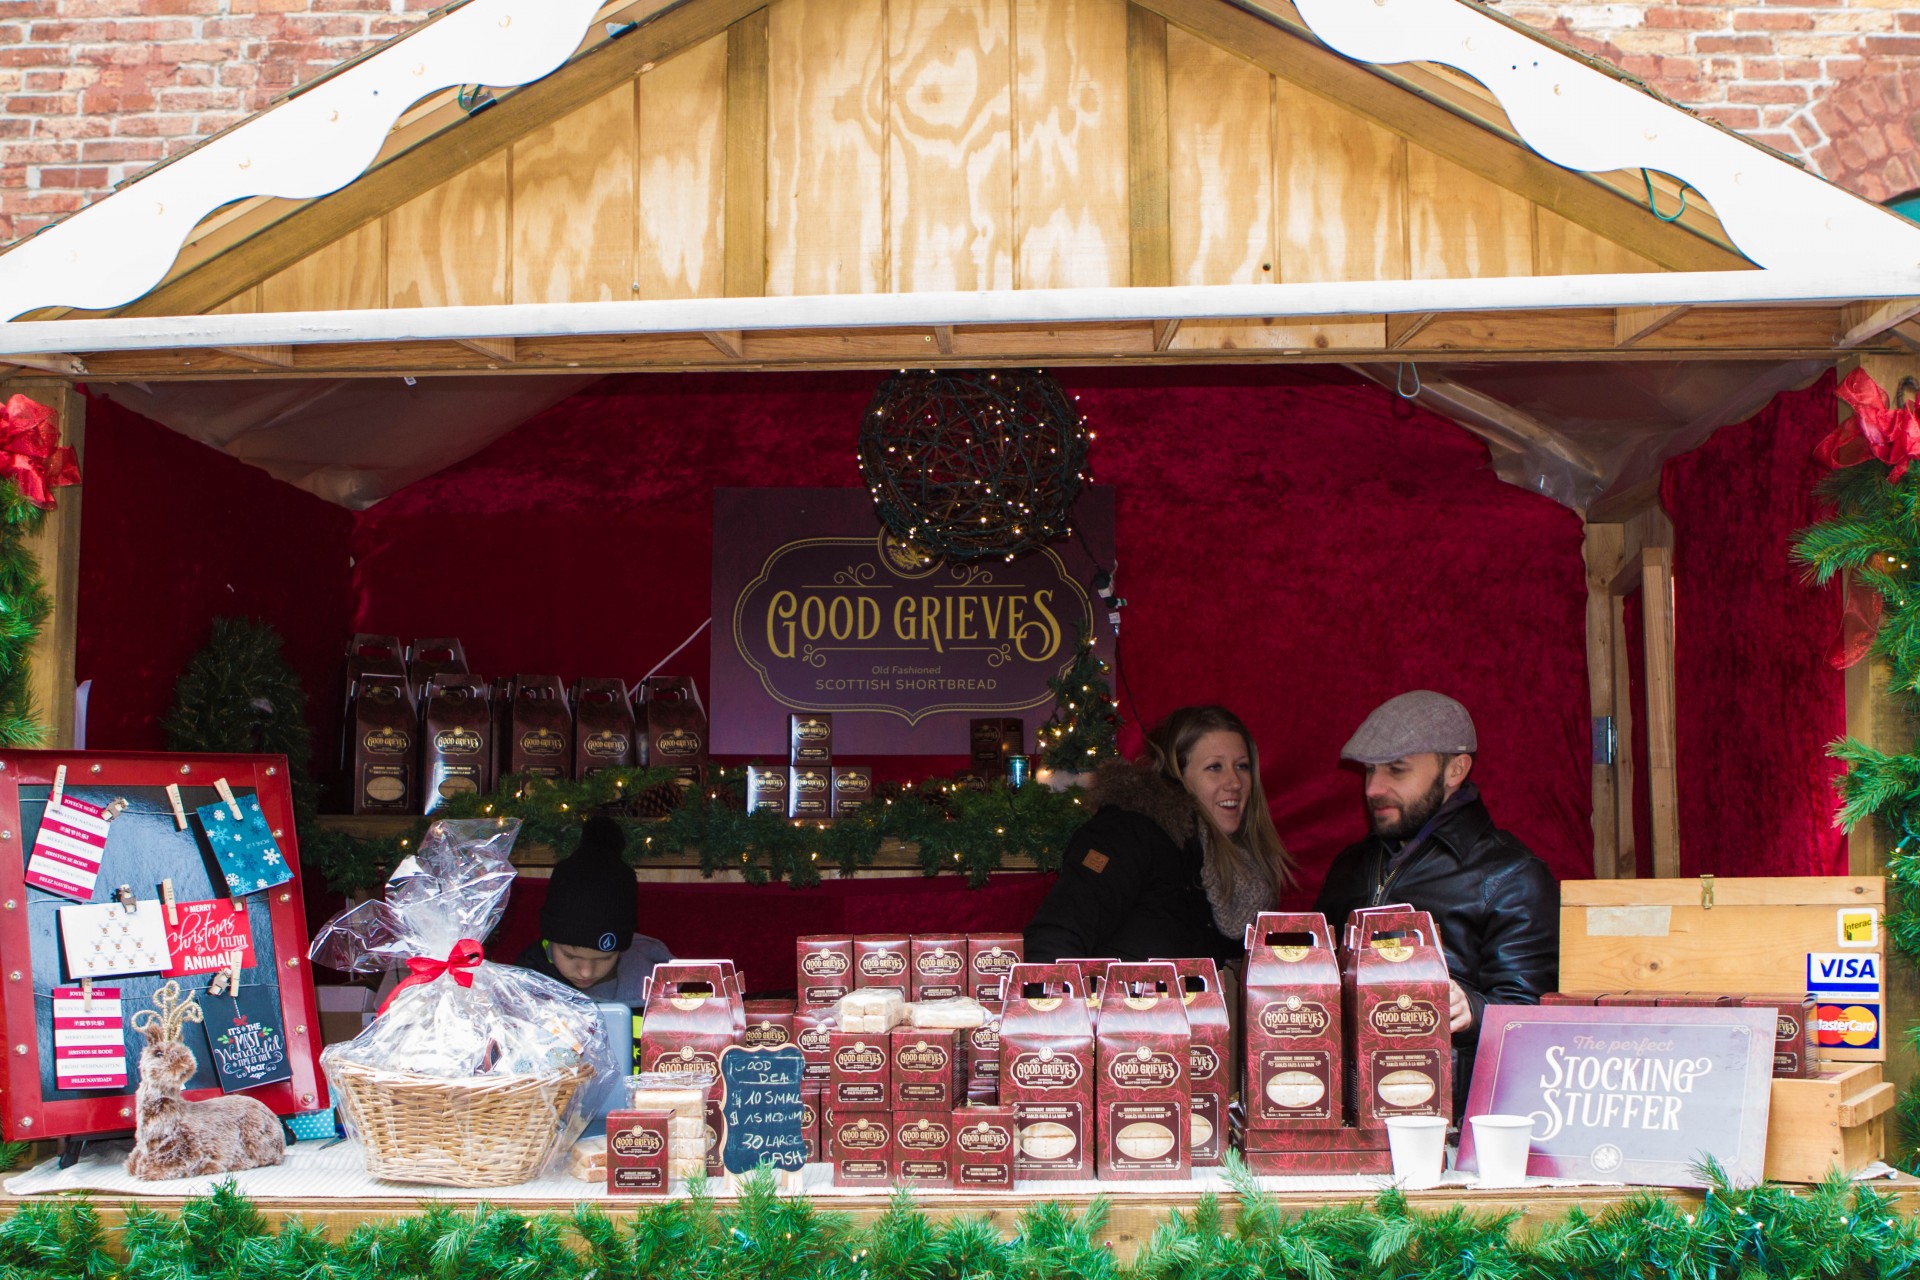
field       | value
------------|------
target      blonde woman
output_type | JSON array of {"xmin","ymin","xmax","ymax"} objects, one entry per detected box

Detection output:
[{"xmin": 1025, "ymin": 705, "xmax": 1292, "ymax": 964}]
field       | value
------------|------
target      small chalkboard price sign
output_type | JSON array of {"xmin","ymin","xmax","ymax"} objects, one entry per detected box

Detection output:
[{"xmin": 718, "ymin": 1044, "xmax": 808, "ymax": 1175}]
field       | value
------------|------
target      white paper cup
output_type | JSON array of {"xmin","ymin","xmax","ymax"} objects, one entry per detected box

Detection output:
[
  {"xmin": 1468, "ymin": 1114, "xmax": 1536, "ymax": 1188},
  {"xmin": 1384, "ymin": 1115, "xmax": 1448, "ymax": 1189}
]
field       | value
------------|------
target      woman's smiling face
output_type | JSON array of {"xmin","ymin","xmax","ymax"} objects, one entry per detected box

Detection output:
[{"xmin": 1181, "ymin": 729, "xmax": 1251, "ymax": 836}]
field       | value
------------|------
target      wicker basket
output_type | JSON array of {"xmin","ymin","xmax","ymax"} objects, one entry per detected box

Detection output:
[{"xmin": 329, "ymin": 1056, "xmax": 595, "ymax": 1187}]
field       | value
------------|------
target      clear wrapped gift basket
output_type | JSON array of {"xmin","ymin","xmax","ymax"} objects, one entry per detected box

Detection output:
[{"xmin": 310, "ymin": 819, "xmax": 618, "ymax": 1187}]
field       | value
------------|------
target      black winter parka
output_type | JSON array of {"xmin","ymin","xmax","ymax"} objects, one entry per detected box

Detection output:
[{"xmin": 1024, "ymin": 763, "xmax": 1240, "ymax": 966}]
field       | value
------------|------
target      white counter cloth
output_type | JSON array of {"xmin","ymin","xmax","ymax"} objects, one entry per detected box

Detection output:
[{"xmin": 5, "ymin": 1138, "xmax": 1621, "ymax": 1201}]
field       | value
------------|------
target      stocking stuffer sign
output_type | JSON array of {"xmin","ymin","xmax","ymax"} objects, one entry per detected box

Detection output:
[
  {"xmin": 711, "ymin": 488, "xmax": 1115, "ymax": 755},
  {"xmin": 1459, "ymin": 1005, "xmax": 1775, "ymax": 1187}
]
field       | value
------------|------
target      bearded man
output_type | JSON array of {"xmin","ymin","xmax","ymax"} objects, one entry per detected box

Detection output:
[{"xmin": 1314, "ymin": 690, "xmax": 1558, "ymax": 1110}]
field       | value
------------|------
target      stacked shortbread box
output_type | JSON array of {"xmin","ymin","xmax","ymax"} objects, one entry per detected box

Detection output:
[{"xmin": 799, "ymin": 932, "xmax": 1023, "ymax": 1188}]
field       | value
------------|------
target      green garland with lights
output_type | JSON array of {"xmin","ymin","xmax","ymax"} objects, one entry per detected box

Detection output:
[
  {"xmin": 304, "ymin": 765, "xmax": 1091, "ymax": 895},
  {"xmin": 1794, "ymin": 439, "xmax": 1920, "ymax": 1175},
  {"xmin": 0, "ymin": 1160, "xmax": 1916, "ymax": 1279}
]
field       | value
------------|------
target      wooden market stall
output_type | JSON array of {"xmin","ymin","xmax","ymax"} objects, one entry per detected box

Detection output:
[{"xmin": 2, "ymin": 0, "xmax": 1920, "ymax": 1255}]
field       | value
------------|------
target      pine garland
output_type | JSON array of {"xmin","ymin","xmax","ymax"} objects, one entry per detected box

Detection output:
[
  {"xmin": 0, "ymin": 478, "xmax": 53, "ymax": 750},
  {"xmin": 2, "ymin": 1161, "xmax": 1917, "ymax": 1279},
  {"xmin": 1794, "ymin": 442, "xmax": 1920, "ymax": 1175},
  {"xmin": 304, "ymin": 765, "xmax": 1092, "ymax": 895}
]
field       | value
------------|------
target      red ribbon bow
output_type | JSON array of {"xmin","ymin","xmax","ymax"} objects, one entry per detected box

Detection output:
[
  {"xmin": 0, "ymin": 394, "xmax": 80, "ymax": 511},
  {"xmin": 377, "ymin": 937, "xmax": 485, "ymax": 1014},
  {"xmin": 1816, "ymin": 368, "xmax": 1920, "ymax": 483},
  {"xmin": 1812, "ymin": 369, "xmax": 1914, "ymax": 669}
]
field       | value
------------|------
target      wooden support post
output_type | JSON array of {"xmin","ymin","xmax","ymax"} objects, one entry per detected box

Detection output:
[
  {"xmin": 1841, "ymin": 349, "xmax": 1920, "ymax": 1099},
  {"xmin": 1126, "ymin": 4, "xmax": 1171, "ymax": 291},
  {"xmin": 2, "ymin": 378, "xmax": 83, "ymax": 748},
  {"xmin": 1584, "ymin": 523, "xmax": 1625, "ymax": 878},
  {"xmin": 723, "ymin": 7, "xmax": 769, "ymax": 299},
  {"xmin": 1639, "ymin": 544, "xmax": 1680, "ymax": 878}
]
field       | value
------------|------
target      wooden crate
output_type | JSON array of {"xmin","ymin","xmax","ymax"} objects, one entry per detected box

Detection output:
[
  {"xmin": 1765, "ymin": 1063, "xmax": 1895, "ymax": 1183},
  {"xmin": 1560, "ymin": 876, "xmax": 1887, "ymax": 1062}
]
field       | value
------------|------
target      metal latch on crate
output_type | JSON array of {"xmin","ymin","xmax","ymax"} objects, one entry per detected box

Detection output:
[{"xmin": 1700, "ymin": 875, "xmax": 1715, "ymax": 910}]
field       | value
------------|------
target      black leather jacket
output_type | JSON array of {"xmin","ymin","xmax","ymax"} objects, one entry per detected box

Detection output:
[{"xmin": 1314, "ymin": 790, "xmax": 1559, "ymax": 1100}]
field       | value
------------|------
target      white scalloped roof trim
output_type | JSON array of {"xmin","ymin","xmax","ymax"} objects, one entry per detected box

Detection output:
[
  {"xmin": 1287, "ymin": 0, "xmax": 1920, "ymax": 270},
  {"xmin": 0, "ymin": 0, "xmax": 608, "ymax": 322}
]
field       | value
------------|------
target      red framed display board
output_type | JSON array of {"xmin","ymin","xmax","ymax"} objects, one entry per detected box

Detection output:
[{"xmin": 0, "ymin": 750, "xmax": 326, "ymax": 1142}]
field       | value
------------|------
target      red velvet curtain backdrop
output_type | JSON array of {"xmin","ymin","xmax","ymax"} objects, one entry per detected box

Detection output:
[
  {"xmin": 1662, "ymin": 371, "xmax": 1847, "ymax": 877},
  {"xmin": 351, "ymin": 368, "xmax": 1597, "ymax": 906},
  {"xmin": 73, "ymin": 392, "xmax": 353, "ymax": 755}
]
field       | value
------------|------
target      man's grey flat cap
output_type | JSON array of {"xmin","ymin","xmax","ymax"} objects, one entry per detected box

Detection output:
[{"xmin": 1341, "ymin": 690, "xmax": 1478, "ymax": 764}]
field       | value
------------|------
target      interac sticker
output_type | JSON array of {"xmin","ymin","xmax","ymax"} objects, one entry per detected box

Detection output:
[{"xmin": 1837, "ymin": 907, "xmax": 1879, "ymax": 948}]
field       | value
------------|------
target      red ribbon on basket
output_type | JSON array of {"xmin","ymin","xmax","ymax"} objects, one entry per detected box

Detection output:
[
  {"xmin": 378, "ymin": 938, "xmax": 484, "ymax": 1014},
  {"xmin": 0, "ymin": 395, "xmax": 80, "ymax": 511}
]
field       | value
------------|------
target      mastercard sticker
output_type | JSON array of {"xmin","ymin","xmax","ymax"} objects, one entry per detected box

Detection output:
[{"xmin": 1814, "ymin": 1001, "xmax": 1881, "ymax": 1050}]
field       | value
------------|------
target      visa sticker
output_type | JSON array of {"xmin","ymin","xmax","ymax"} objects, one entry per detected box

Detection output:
[
  {"xmin": 1807, "ymin": 951, "xmax": 1882, "ymax": 993},
  {"xmin": 1814, "ymin": 1001, "xmax": 1881, "ymax": 1050},
  {"xmin": 1838, "ymin": 908, "xmax": 1879, "ymax": 948}
]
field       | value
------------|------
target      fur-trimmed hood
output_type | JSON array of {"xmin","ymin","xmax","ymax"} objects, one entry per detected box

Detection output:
[{"xmin": 1089, "ymin": 759, "xmax": 1201, "ymax": 848}]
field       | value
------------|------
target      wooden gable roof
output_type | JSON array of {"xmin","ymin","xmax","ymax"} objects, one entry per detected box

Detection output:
[{"xmin": 0, "ymin": 0, "xmax": 1916, "ymax": 381}]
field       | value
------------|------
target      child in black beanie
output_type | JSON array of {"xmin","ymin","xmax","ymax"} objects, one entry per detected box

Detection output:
[{"xmin": 512, "ymin": 815, "xmax": 672, "ymax": 1004}]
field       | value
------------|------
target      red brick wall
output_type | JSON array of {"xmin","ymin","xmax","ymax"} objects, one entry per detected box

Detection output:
[
  {"xmin": 1503, "ymin": 0, "xmax": 1920, "ymax": 201},
  {"xmin": 0, "ymin": 0, "xmax": 437, "ymax": 242},
  {"xmin": 1, "ymin": 0, "xmax": 1918, "ymax": 243}
]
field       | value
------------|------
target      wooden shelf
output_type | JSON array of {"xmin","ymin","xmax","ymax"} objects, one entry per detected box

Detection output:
[{"xmin": 308, "ymin": 814, "xmax": 1041, "ymax": 882}]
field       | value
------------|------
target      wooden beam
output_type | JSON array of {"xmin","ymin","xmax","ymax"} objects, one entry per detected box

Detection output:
[
  {"xmin": 931, "ymin": 325, "xmax": 954, "ymax": 355},
  {"xmin": 1126, "ymin": 4, "xmax": 1172, "ymax": 290},
  {"xmin": 1614, "ymin": 305, "xmax": 1690, "ymax": 348},
  {"xmin": 1584, "ymin": 521, "xmax": 1625, "ymax": 878},
  {"xmin": 1385, "ymin": 312, "xmax": 1437, "ymax": 349},
  {"xmin": 2, "ymin": 378, "xmax": 83, "ymax": 749},
  {"xmin": 112, "ymin": 0, "xmax": 771, "ymax": 319},
  {"xmin": 211, "ymin": 344, "xmax": 294, "ymax": 368},
  {"xmin": 723, "ymin": 7, "xmax": 769, "ymax": 299},
  {"xmin": 702, "ymin": 329, "xmax": 745, "ymax": 357},
  {"xmin": 1583, "ymin": 473, "xmax": 1662, "ymax": 524},
  {"xmin": 1151, "ymin": 318, "xmax": 1181, "ymax": 351},
  {"xmin": 1839, "ymin": 298, "xmax": 1920, "ymax": 349},
  {"xmin": 1132, "ymin": 0, "xmax": 1748, "ymax": 273},
  {"xmin": 1640, "ymin": 544, "xmax": 1680, "ymax": 878},
  {"xmin": 0, "ymin": 353, "xmax": 87, "ymax": 377},
  {"xmin": 453, "ymin": 336, "xmax": 517, "ymax": 362}
]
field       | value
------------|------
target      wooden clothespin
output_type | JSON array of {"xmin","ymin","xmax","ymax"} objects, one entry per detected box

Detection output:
[
  {"xmin": 166, "ymin": 784, "xmax": 188, "ymax": 831},
  {"xmin": 214, "ymin": 778, "xmax": 242, "ymax": 821},
  {"xmin": 113, "ymin": 884, "xmax": 136, "ymax": 916},
  {"xmin": 161, "ymin": 877, "xmax": 177, "ymax": 927},
  {"xmin": 207, "ymin": 968, "xmax": 228, "ymax": 997},
  {"xmin": 227, "ymin": 954, "xmax": 242, "ymax": 995},
  {"xmin": 50, "ymin": 764, "xmax": 65, "ymax": 809},
  {"xmin": 80, "ymin": 975, "xmax": 92, "ymax": 1012},
  {"xmin": 102, "ymin": 798, "xmax": 127, "ymax": 822}
]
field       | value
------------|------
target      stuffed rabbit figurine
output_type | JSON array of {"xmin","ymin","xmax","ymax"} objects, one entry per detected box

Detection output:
[{"xmin": 125, "ymin": 981, "xmax": 284, "ymax": 1180}]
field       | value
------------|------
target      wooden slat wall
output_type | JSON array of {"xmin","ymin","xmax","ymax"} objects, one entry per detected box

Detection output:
[
  {"xmin": 640, "ymin": 31, "xmax": 730, "ymax": 300},
  {"xmin": 245, "ymin": 0, "xmax": 1679, "ymax": 316}
]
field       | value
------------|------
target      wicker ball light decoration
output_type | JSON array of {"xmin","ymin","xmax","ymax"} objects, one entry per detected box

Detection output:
[{"xmin": 858, "ymin": 368, "xmax": 1091, "ymax": 561}]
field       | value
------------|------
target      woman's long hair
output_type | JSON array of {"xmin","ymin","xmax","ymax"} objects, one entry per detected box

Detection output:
[{"xmin": 1142, "ymin": 705, "xmax": 1293, "ymax": 904}]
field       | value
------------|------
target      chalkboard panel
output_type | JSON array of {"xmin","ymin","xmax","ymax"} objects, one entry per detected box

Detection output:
[
  {"xmin": 718, "ymin": 1045, "xmax": 808, "ymax": 1174},
  {"xmin": 0, "ymin": 751, "xmax": 325, "ymax": 1141}
]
